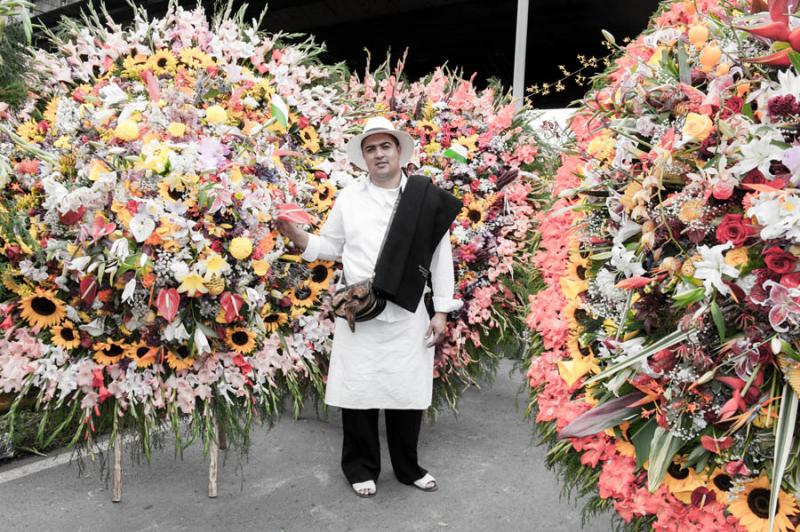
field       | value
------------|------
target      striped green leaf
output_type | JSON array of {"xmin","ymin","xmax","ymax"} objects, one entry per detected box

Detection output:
[{"xmin": 769, "ymin": 384, "xmax": 798, "ymax": 532}]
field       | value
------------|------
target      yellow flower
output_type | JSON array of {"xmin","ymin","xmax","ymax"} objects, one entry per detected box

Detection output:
[
  {"xmin": 16, "ymin": 120, "xmax": 44, "ymax": 143},
  {"xmin": 678, "ymin": 198, "xmax": 704, "ymax": 223},
  {"xmin": 114, "ymin": 119, "xmax": 140, "ymax": 141},
  {"xmin": 260, "ymin": 306, "xmax": 288, "ymax": 333},
  {"xmin": 51, "ymin": 322, "xmax": 81, "ymax": 350},
  {"xmin": 705, "ymin": 468, "xmax": 734, "ymax": 503},
  {"xmin": 166, "ymin": 345, "xmax": 195, "ymax": 371},
  {"xmin": 229, "ymin": 237, "xmax": 253, "ymax": 260},
  {"xmin": 122, "ymin": 54, "xmax": 148, "ymax": 77},
  {"xmin": 288, "ymin": 282, "xmax": 319, "ymax": 308},
  {"xmin": 145, "ymin": 49, "xmax": 177, "ymax": 75},
  {"xmin": 205, "ymin": 105, "xmax": 228, "ymax": 125},
  {"xmin": 178, "ymin": 47, "xmax": 214, "ymax": 69},
  {"xmin": 620, "ymin": 181, "xmax": 643, "ymax": 212},
  {"xmin": 682, "ymin": 112, "xmax": 713, "ymax": 142},
  {"xmin": 167, "ymin": 122, "xmax": 186, "ymax": 137},
  {"xmin": 93, "ymin": 340, "xmax": 128, "ymax": 366},
  {"xmin": 662, "ymin": 461, "xmax": 704, "ymax": 504},
  {"xmin": 20, "ymin": 289, "xmax": 66, "ymax": 329},
  {"xmin": 300, "ymin": 126, "xmax": 320, "ymax": 153},
  {"xmin": 225, "ymin": 327, "xmax": 257, "ymax": 354},
  {"xmin": 252, "ymin": 259, "xmax": 270, "ymax": 277},
  {"xmin": 725, "ymin": 247, "xmax": 749, "ymax": 268},
  {"xmin": 307, "ymin": 260, "xmax": 335, "ymax": 290},
  {"xmin": 728, "ymin": 475, "xmax": 798, "ymax": 532},
  {"xmin": 129, "ymin": 342, "xmax": 158, "ymax": 369},
  {"xmin": 586, "ymin": 132, "xmax": 615, "ymax": 161},
  {"xmin": 311, "ymin": 182, "xmax": 337, "ymax": 212},
  {"xmin": 204, "ymin": 254, "xmax": 230, "ymax": 278},
  {"xmin": 177, "ymin": 272, "xmax": 208, "ymax": 297},
  {"xmin": 43, "ymin": 97, "xmax": 60, "ymax": 124}
]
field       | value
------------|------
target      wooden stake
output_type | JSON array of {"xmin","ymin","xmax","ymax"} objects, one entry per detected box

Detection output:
[
  {"xmin": 208, "ymin": 419, "xmax": 219, "ymax": 498},
  {"xmin": 218, "ymin": 423, "xmax": 228, "ymax": 451},
  {"xmin": 111, "ymin": 434, "xmax": 123, "ymax": 503}
]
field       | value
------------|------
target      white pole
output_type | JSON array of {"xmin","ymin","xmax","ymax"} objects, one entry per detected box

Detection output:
[{"xmin": 513, "ymin": 0, "xmax": 530, "ymax": 111}]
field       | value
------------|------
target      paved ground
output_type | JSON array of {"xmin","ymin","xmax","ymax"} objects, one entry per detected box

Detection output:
[{"xmin": 0, "ymin": 360, "xmax": 612, "ymax": 532}]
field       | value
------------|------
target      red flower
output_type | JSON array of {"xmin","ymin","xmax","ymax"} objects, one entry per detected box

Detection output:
[
  {"xmin": 781, "ymin": 271, "xmax": 800, "ymax": 289},
  {"xmin": 715, "ymin": 214, "xmax": 755, "ymax": 246},
  {"xmin": 763, "ymin": 246, "xmax": 798, "ymax": 274}
]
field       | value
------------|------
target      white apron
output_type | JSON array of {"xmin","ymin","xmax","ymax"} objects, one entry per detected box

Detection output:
[{"xmin": 325, "ymin": 299, "xmax": 433, "ymax": 410}]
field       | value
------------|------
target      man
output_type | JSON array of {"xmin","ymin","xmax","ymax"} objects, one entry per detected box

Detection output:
[{"xmin": 276, "ymin": 116, "xmax": 462, "ymax": 498}]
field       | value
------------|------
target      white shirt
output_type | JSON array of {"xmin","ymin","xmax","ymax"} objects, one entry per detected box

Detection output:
[{"xmin": 301, "ymin": 174, "xmax": 463, "ymax": 320}]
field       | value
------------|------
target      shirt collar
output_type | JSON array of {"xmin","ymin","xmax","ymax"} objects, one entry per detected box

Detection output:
[{"xmin": 364, "ymin": 172, "xmax": 406, "ymax": 205}]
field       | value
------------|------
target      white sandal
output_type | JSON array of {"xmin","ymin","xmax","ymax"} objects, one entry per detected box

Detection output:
[
  {"xmin": 352, "ymin": 480, "xmax": 377, "ymax": 498},
  {"xmin": 413, "ymin": 473, "xmax": 438, "ymax": 492}
]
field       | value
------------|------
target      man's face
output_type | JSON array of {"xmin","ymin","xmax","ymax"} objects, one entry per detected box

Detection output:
[{"xmin": 361, "ymin": 133, "xmax": 401, "ymax": 180}]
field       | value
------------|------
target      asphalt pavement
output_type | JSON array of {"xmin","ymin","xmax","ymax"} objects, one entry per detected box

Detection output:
[{"xmin": 0, "ymin": 360, "xmax": 612, "ymax": 532}]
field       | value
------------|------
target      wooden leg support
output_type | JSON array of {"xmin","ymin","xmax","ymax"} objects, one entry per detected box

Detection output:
[
  {"xmin": 218, "ymin": 423, "xmax": 228, "ymax": 451},
  {"xmin": 208, "ymin": 421, "xmax": 219, "ymax": 498},
  {"xmin": 111, "ymin": 435, "xmax": 123, "ymax": 503}
]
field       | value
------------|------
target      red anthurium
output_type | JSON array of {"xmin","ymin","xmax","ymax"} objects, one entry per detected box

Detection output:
[
  {"xmin": 275, "ymin": 203, "xmax": 313, "ymax": 225},
  {"xmin": 156, "ymin": 288, "xmax": 180, "ymax": 322},
  {"xmin": 89, "ymin": 215, "xmax": 116, "ymax": 243},
  {"xmin": 220, "ymin": 292, "xmax": 245, "ymax": 323},
  {"xmin": 58, "ymin": 205, "xmax": 86, "ymax": 225},
  {"xmin": 701, "ymin": 434, "xmax": 734, "ymax": 454},
  {"xmin": 80, "ymin": 275, "xmax": 98, "ymax": 305}
]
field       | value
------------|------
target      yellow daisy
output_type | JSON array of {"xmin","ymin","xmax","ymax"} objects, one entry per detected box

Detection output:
[
  {"xmin": 50, "ymin": 322, "xmax": 81, "ymax": 350},
  {"xmin": 225, "ymin": 327, "xmax": 257, "ymax": 354},
  {"xmin": 728, "ymin": 475, "xmax": 798, "ymax": 532},
  {"xmin": 19, "ymin": 289, "xmax": 66, "ymax": 329}
]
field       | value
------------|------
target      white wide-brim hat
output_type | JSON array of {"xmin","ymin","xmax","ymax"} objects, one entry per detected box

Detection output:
[{"xmin": 345, "ymin": 116, "xmax": 415, "ymax": 171}]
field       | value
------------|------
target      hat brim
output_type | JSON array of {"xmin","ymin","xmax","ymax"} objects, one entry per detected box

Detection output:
[{"xmin": 345, "ymin": 128, "xmax": 415, "ymax": 171}]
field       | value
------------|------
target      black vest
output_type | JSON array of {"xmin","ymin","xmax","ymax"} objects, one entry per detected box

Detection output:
[{"xmin": 372, "ymin": 175, "xmax": 462, "ymax": 313}]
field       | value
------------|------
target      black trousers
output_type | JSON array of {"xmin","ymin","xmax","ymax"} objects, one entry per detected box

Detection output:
[{"xmin": 341, "ymin": 408, "xmax": 426, "ymax": 485}]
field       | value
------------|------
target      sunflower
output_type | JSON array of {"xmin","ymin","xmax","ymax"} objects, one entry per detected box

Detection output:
[
  {"xmin": 129, "ymin": 342, "xmax": 159, "ymax": 369},
  {"xmin": 706, "ymin": 468, "xmax": 734, "ymax": 503},
  {"xmin": 662, "ymin": 460, "xmax": 704, "ymax": 504},
  {"xmin": 145, "ymin": 49, "xmax": 177, "ymax": 75},
  {"xmin": 20, "ymin": 289, "xmax": 66, "ymax": 329},
  {"xmin": 178, "ymin": 47, "xmax": 214, "ymax": 69},
  {"xmin": 728, "ymin": 475, "xmax": 798, "ymax": 532},
  {"xmin": 288, "ymin": 282, "xmax": 319, "ymax": 308},
  {"xmin": 158, "ymin": 179, "xmax": 188, "ymax": 203},
  {"xmin": 260, "ymin": 306, "xmax": 289, "ymax": 333},
  {"xmin": 93, "ymin": 340, "xmax": 128, "ymax": 366},
  {"xmin": 300, "ymin": 126, "xmax": 321, "ymax": 153},
  {"xmin": 311, "ymin": 182, "xmax": 337, "ymax": 212},
  {"xmin": 225, "ymin": 327, "xmax": 257, "ymax": 354},
  {"xmin": 307, "ymin": 260, "xmax": 335, "ymax": 290},
  {"xmin": 122, "ymin": 53, "xmax": 148, "ymax": 77},
  {"xmin": 166, "ymin": 345, "xmax": 195, "ymax": 371},
  {"xmin": 461, "ymin": 198, "xmax": 490, "ymax": 227},
  {"xmin": 50, "ymin": 322, "xmax": 81, "ymax": 350}
]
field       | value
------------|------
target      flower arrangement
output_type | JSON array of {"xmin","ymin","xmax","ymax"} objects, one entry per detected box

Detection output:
[
  {"xmin": 526, "ymin": 0, "xmax": 800, "ymax": 530},
  {"xmin": 334, "ymin": 56, "xmax": 559, "ymax": 409},
  {"xmin": 0, "ymin": 2, "xmax": 552, "ymax": 457},
  {"xmin": 0, "ymin": 2, "xmax": 347, "ymax": 453}
]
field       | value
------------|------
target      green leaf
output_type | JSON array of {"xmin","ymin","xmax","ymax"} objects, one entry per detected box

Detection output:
[
  {"xmin": 769, "ymin": 384, "xmax": 798, "ymax": 532},
  {"xmin": 742, "ymin": 102, "xmax": 755, "ymax": 120},
  {"xmin": 790, "ymin": 50, "xmax": 800, "ymax": 74},
  {"xmin": 631, "ymin": 418, "xmax": 656, "ymax": 469},
  {"xmin": 585, "ymin": 329, "xmax": 693, "ymax": 385},
  {"xmin": 648, "ymin": 426, "xmax": 684, "ymax": 491},
  {"xmin": 710, "ymin": 300, "xmax": 726, "ymax": 342},
  {"xmin": 672, "ymin": 287, "xmax": 705, "ymax": 308}
]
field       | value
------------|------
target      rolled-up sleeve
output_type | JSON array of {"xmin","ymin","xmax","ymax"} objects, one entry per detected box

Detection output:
[
  {"xmin": 430, "ymin": 230, "xmax": 462, "ymax": 313},
  {"xmin": 301, "ymin": 194, "xmax": 346, "ymax": 262}
]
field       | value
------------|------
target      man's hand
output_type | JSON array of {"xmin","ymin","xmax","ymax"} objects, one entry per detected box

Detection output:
[
  {"xmin": 425, "ymin": 312, "xmax": 448, "ymax": 347},
  {"xmin": 275, "ymin": 219, "xmax": 310, "ymax": 251}
]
